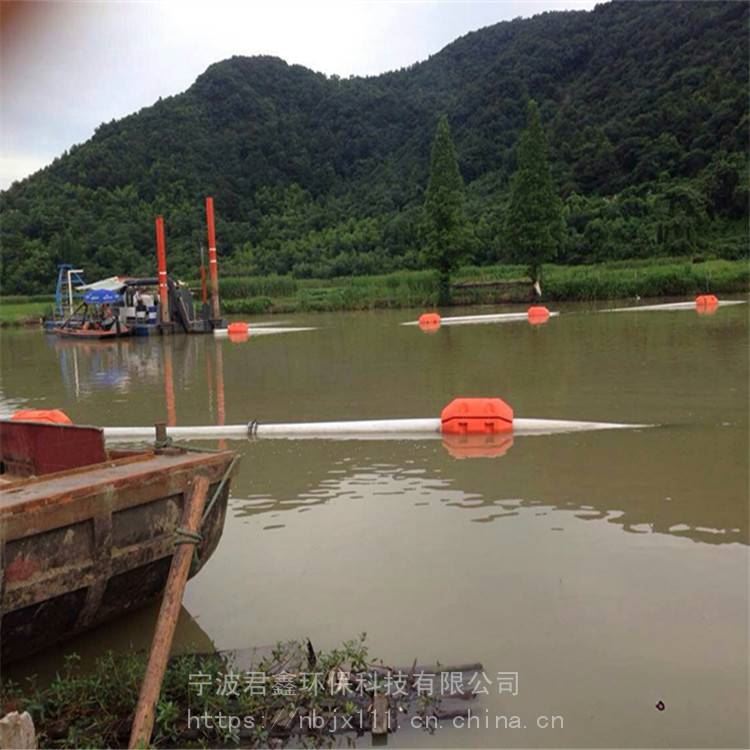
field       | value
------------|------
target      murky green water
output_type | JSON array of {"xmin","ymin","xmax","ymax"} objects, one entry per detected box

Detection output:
[{"xmin": 1, "ymin": 300, "xmax": 748, "ymax": 747}]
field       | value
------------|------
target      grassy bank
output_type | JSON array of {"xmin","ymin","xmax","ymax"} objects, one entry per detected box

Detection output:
[
  {"xmin": 217, "ymin": 258, "xmax": 749, "ymax": 315},
  {"xmin": 1, "ymin": 259, "xmax": 746, "ymax": 325},
  {"xmin": 0, "ymin": 299, "xmax": 53, "ymax": 327}
]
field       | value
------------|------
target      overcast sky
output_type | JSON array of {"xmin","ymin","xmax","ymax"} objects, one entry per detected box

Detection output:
[{"xmin": 0, "ymin": 0, "xmax": 599, "ymax": 190}]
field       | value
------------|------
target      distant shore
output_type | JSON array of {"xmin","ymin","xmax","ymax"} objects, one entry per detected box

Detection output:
[
  {"xmin": 218, "ymin": 258, "xmax": 749, "ymax": 316},
  {"xmin": 0, "ymin": 299, "xmax": 52, "ymax": 328},
  {"xmin": 1, "ymin": 258, "xmax": 747, "ymax": 327}
]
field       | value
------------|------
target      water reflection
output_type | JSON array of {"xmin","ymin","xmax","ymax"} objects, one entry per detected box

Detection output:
[
  {"xmin": 46, "ymin": 335, "xmax": 212, "ymax": 398},
  {"xmin": 225, "ymin": 428, "xmax": 748, "ymax": 546},
  {"xmin": 3, "ymin": 604, "xmax": 215, "ymax": 686}
]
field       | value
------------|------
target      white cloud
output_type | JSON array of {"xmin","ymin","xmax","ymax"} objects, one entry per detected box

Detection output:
[{"xmin": 0, "ymin": 154, "xmax": 56, "ymax": 190}]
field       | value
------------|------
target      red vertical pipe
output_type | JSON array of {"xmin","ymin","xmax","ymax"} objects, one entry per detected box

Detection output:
[
  {"xmin": 205, "ymin": 197, "xmax": 221, "ymax": 320},
  {"xmin": 155, "ymin": 216, "xmax": 170, "ymax": 324}
]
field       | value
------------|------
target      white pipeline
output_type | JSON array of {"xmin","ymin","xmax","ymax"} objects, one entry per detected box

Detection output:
[
  {"xmin": 402, "ymin": 312, "xmax": 560, "ymax": 326},
  {"xmin": 213, "ymin": 326, "xmax": 316, "ymax": 337},
  {"xmin": 604, "ymin": 300, "xmax": 746, "ymax": 313},
  {"xmin": 102, "ymin": 416, "xmax": 650, "ymax": 443}
]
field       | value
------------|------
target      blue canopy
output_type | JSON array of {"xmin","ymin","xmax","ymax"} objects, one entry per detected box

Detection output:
[{"xmin": 84, "ymin": 288, "xmax": 121, "ymax": 304}]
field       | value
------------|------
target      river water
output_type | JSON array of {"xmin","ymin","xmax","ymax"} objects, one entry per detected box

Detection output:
[{"xmin": 1, "ymin": 300, "xmax": 748, "ymax": 747}]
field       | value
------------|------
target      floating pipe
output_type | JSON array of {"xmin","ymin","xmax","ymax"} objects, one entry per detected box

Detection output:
[
  {"xmin": 155, "ymin": 216, "xmax": 170, "ymax": 324},
  {"xmin": 102, "ymin": 416, "xmax": 651, "ymax": 443},
  {"xmin": 604, "ymin": 300, "xmax": 746, "ymax": 313},
  {"xmin": 213, "ymin": 326, "xmax": 316, "ymax": 338},
  {"xmin": 101, "ymin": 399, "xmax": 650, "ymax": 442},
  {"xmin": 404, "ymin": 311, "xmax": 560, "ymax": 326},
  {"xmin": 205, "ymin": 197, "xmax": 221, "ymax": 321}
]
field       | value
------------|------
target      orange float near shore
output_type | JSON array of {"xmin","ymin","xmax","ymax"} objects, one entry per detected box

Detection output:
[
  {"xmin": 527, "ymin": 305, "xmax": 551, "ymax": 324},
  {"xmin": 418, "ymin": 312, "xmax": 441, "ymax": 332},
  {"xmin": 695, "ymin": 294, "xmax": 719, "ymax": 308},
  {"xmin": 695, "ymin": 295, "xmax": 719, "ymax": 315}
]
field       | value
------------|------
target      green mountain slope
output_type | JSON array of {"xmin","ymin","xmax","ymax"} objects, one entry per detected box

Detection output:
[{"xmin": 1, "ymin": 1, "xmax": 747, "ymax": 293}]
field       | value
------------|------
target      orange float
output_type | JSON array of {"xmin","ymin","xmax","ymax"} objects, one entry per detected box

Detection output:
[
  {"xmin": 10, "ymin": 409, "xmax": 72, "ymax": 425},
  {"xmin": 695, "ymin": 295, "xmax": 719, "ymax": 316},
  {"xmin": 440, "ymin": 397, "xmax": 513, "ymax": 435},
  {"xmin": 227, "ymin": 322, "xmax": 250, "ymax": 342},
  {"xmin": 695, "ymin": 294, "xmax": 719, "ymax": 309},
  {"xmin": 418, "ymin": 312, "xmax": 441, "ymax": 332},
  {"xmin": 527, "ymin": 305, "xmax": 550, "ymax": 325}
]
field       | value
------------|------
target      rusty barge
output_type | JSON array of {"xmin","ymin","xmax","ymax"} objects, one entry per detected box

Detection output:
[{"xmin": 0, "ymin": 419, "xmax": 237, "ymax": 664}]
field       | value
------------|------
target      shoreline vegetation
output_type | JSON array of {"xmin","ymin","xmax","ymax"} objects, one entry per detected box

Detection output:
[
  {"xmin": 219, "ymin": 258, "xmax": 749, "ymax": 316},
  {"xmin": 0, "ymin": 637, "xmax": 478, "ymax": 748},
  {"xmin": 0, "ymin": 258, "xmax": 747, "ymax": 327}
]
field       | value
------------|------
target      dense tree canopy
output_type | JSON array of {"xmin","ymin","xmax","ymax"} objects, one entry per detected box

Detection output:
[{"xmin": 0, "ymin": 1, "xmax": 747, "ymax": 294}]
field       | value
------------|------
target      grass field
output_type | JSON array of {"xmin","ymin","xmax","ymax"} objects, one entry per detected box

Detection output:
[
  {"xmin": 217, "ymin": 258, "xmax": 749, "ymax": 315},
  {"xmin": 0, "ymin": 300, "xmax": 52, "ymax": 327}
]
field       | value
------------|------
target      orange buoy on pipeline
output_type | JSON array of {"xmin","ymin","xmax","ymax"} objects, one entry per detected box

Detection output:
[
  {"xmin": 418, "ymin": 312, "xmax": 441, "ymax": 331},
  {"xmin": 227, "ymin": 321, "xmax": 250, "ymax": 342},
  {"xmin": 527, "ymin": 305, "xmax": 551, "ymax": 324},
  {"xmin": 11, "ymin": 409, "xmax": 72, "ymax": 425},
  {"xmin": 102, "ymin": 397, "xmax": 651, "ymax": 443},
  {"xmin": 695, "ymin": 294, "xmax": 719, "ymax": 309},
  {"xmin": 440, "ymin": 398, "xmax": 513, "ymax": 434}
]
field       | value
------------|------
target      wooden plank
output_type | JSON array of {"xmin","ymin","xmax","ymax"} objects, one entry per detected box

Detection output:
[
  {"xmin": 371, "ymin": 693, "xmax": 389, "ymax": 736},
  {"xmin": 129, "ymin": 474, "xmax": 210, "ymax": 749},
  {"xmin": 0, "ymin": 450, "xmax": 233, "ymax": 517}
]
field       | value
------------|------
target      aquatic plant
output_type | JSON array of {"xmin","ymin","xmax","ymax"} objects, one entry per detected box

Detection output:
[{"xmin": 0, "ymin": 635, "xmax": 454, "ymax": 748}]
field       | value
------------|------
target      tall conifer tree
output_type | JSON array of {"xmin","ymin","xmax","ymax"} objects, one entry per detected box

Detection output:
[
  {"xmin": 505, "ymin": 100, "xmax": 563, "ymax": 294},
  {"xmin": 423, "ymin": 115, "xmax": 467, "ymax": 304}
]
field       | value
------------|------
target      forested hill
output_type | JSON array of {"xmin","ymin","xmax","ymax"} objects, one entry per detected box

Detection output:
[{"xmin": 1, "ymin": 1, "xmax": 747, "ymax": 294}]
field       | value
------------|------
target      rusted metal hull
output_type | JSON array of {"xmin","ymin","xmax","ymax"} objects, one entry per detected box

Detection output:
[
  {"xmin": 55, "ymin": 325, "xmax": 132, "ymax": 340},
  {"xmin": 0, "ymin": 422, "xmax": 236, "ymax": 665}
]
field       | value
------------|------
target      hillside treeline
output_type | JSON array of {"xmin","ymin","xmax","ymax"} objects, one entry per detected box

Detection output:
[{"xmin": 1, "ymin": 1, "xmax": 747, "ymax": 294}]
